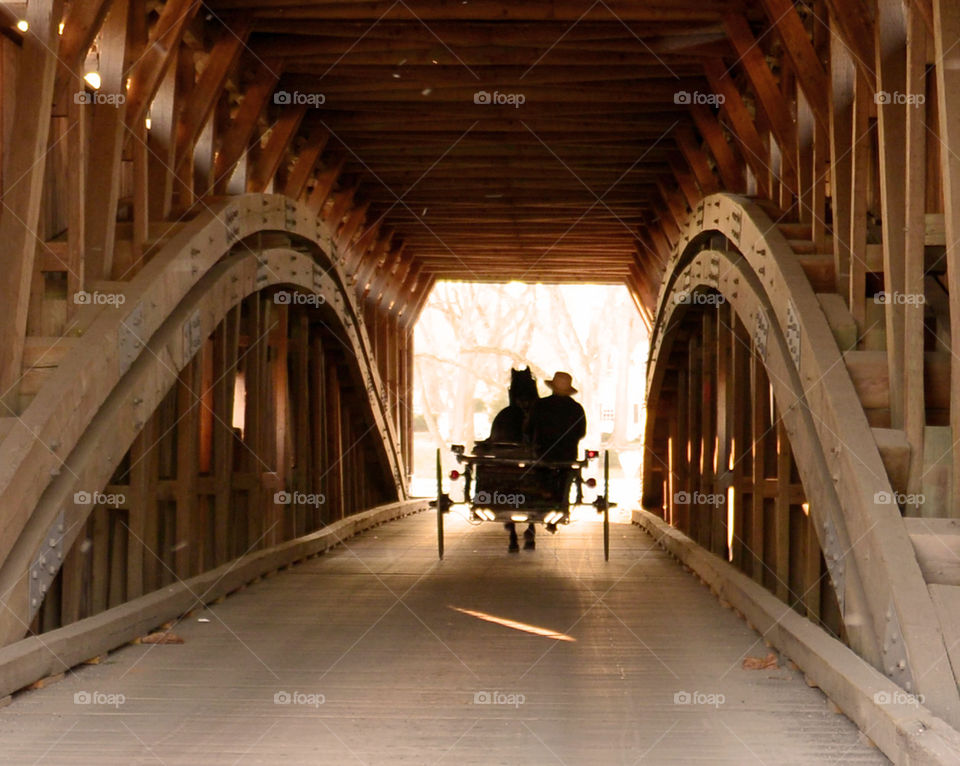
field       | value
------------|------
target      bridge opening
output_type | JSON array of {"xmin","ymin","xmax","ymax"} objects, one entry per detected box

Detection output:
[{"xmin": 411, "ymin": 280, "xmax": 647, "ymax": 513}]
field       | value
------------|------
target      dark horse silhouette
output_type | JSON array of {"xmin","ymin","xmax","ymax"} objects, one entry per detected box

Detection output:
[
  {"xmin": 483, "ymin": 368, "xmax": 541, "ymax": 552},
  {"xmin": 489, "ymin": 366, "xmax": 539, "ymax": 444}
]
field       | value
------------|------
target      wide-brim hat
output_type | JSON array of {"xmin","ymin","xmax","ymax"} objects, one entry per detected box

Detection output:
[{"xmin": 545, "ymin": 371, "xmax": 577, "ymax": 395}]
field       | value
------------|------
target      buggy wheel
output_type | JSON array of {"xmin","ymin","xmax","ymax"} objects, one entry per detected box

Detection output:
[
  {"xmin": 603, "ymin": 451, "xmax": 610, "ymax": 561},
  {"xmin": 436, "ymin": 448, "xmax": 445, "ymax": 560}
]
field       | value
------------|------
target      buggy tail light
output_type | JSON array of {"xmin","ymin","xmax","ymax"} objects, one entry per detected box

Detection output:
[
  {"xmin": 449, "ymin": 470, "xmax": 460, "ymax": 480},
  {"xmin": 586, "ymin": 449, "xmax": 599, "ymax": 459},
  {"xmin": 586, "ymin": 477, "xmax": 597, "ymax": 488}
]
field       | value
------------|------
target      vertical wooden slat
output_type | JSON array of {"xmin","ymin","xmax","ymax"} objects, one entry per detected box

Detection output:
[
  {"xmin": 903, "ymin": 1, "xmax": 927, "ymax": 515},
  {"xmin": 848, "ymin": 70, "xmax": 871, "ymax": 328},
  {"xmin": 0, "ymin": 0, "xmax": 65, "ymax": 404},
  {"xmin": 874, "ymin": 0, "xmax": 908, "ymax": 429},
  {"xmin": 932, "ymin": 0, "xmax": 960, "ymax": 508}
]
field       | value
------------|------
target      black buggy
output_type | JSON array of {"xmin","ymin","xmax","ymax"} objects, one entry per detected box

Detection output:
[{"xmin": 429, "ymin": 442, "xmax": 614, "ymax": 560}]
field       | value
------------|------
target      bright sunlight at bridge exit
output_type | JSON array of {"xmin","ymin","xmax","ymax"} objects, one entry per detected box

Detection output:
[{"xmin": 412, "ymin": 281, "xmax": 647, "ymax": 512}]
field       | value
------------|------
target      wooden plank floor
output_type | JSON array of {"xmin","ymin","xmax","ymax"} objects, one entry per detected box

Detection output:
[{"xmin": 0, "ymin": 509, "xmax": 887, "ymax": 765}]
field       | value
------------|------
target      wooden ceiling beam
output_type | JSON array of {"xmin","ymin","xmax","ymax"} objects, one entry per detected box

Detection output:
[
  {"xmin": 53, "ymin": 0, "xmax": 112, "ymax": 96},
  {"xmin": 283, "ymin": 126, "xmax": 329, "ymax": 198},
  {"xmin": 306, "ymin": 157, "xmax": 345, "ymax": 214},
  {"xmin": 338, "ymin": 201, "xmax": 370, "ymax": 251},
  {"xmin": 702, "ymin": 58, "xmax": 772, "ymax": 198},
  {"xmin": 212, "ymin": 4, "xmax": 735, "ymax": 22},
  {"xmin": 174, "ymin": 20, "xmax": 254, "ymax": 172},
  {"xmin": 689, "ymin": 104, "xmax": 746, "ymax": 192},
  {"xmin": 212, "ymin": 58, "xmax": 283, "ymax": 194},
  {"xmin": 722, "ymin": 14, "xmax": 798, "ymax": 166},
  {"xmin": 124, "ymin": 0, "xmax": 200, "ymax": 131},
  {"xmin": 823, "ymin": 0, "xmax": 876, "ymax": 78},
  {"xmin": 673, "ymin": 123, "xmax": 720, "ymax": 195},
  {"xmin": 247, "ymin": 105, "xmax": 307, "ymax": 193},
  {"xmin": 758, "ymin": 0, "xmax": 830, "ymax": 127}
]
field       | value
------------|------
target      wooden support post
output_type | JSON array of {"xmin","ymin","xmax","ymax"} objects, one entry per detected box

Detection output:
[
  {"xmin": 774, "ymin": 418, "xmax": 792, "ymax": 601},
  {"xmin": 848, "ymin": 70, "xmax": 872, "ymax": 329},
  {"xmin": 175, "ymin": 356, "xmax": 200, "ymax": 577},
  {"xmin": 0, "ymin": 0, "xmax": 65, "ymax": 405},
  {"xmin": 65, "ymin": 81, "xmax": 87, "ymax": 313},
  {"xmin": 874, "ymin": 0, "xmax": 909, "ymax": 429},
  {"xmin": 325, "ymin": 357, "xmax": 345, "ymax": 521},
  {"xmin": 212, "ymin": 307, "xmax": 240, "ymax": 563},
  {"xmin": 750, "ymin": 354, "xmax": 770, "ymax": 584},
  {"xmin": 730, "ymin": 315, "xmax": 752, "ymax": 570},
  {"xmin": 674, "ymin": 369, "xmax": 688, "ymax": 532},
  {"xmin": 903, "ymin": 1, "xmax": 927, "ymax": 514},
  {"xmin": 933, "ymin": 0, "xmax": 960, "ymax": 508},
  {"xmin": 715, "ymin": 301, "xmax": 733, "ymax": 558},
  {"xmin": 83, "ymin": 0, "xmax": 129, "ymax": 281},
  {"xmin": 829, "ymin": 27, "xmax": 855, "ymax": 299},
  {"xmin": 686, "ymin": 336, "xmax": 702, "ymax": 541},
  {"xmin": 699, "ymin": 311, "xmax": 717, "ymax": 549}
]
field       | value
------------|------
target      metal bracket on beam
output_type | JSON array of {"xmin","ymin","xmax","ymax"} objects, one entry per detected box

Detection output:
[
  {"xmin": 754, "ymin": 309, "xmax": 769, "ymax": 360},
  {"xmin": 28, "ymin": 511, "xmax": 66, "ymax": 620},
  {"xmin": 181, "ymin": 309, "xmax": 202, "ymax": 366},
  {"xmin": 284, "ymin": 199, "xmax": 298, "ymax": 231},
  {"xmin": 729, "ymin": 208, "xmax": 742, "ymax": 246},
  {"xmin": 785, "ymin": 300, "xmax": 801, "ymax": 369},
  {"xmin": 881, "ymin": 599, "xmax": 916, "ymax": 692},
  {"xmin": 118, "ymin": 301, "xmax": 145, "ymax": 376},
  {"xmin": 225, "ymin": 207, "xmax": 241, "ymax": 245},
  {"xmin": 820, "ymin": 516, "xmax": 846, "ymax": 615}
]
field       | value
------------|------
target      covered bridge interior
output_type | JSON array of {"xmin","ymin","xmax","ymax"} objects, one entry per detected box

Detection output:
[{"xmin": 1, "ymin": 0, "xmax": 960, "ymax": 763}]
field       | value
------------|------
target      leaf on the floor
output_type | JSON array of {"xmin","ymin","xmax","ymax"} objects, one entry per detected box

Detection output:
[
  {"xmin": 742, "ymin": 652, "xmax": 778, "ymax": 670},
  {"xmin": 138, "ymin": 631, "xmax": 185, "ymax": 645}
]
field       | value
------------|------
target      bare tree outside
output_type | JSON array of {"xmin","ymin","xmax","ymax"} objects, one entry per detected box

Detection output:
[{"xmin": 412, "ymin": 282, "xmax": 648, "ymax": 506}]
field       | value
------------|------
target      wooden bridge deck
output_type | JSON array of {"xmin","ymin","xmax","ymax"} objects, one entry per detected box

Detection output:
[{"xmin": 0, "ymin": 509, "xmax": 886, "ymax": 765}]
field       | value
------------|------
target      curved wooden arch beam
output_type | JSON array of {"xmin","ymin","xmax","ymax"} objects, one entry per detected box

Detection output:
[
  {"xmin": 643, "ymin": 193, "xmax": 960, "ymax": 726},
  {"xmin": 0, "ymin": 194, "xmax": 407, "ymax": 597},
  {"xmin": 0, "ymin": 241, "xmax": 406, "ymax": 644}
]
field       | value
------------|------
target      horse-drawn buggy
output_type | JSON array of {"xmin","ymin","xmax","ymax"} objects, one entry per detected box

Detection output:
[{"xmin": 430, "ymin": 442, "xmax": 614, "ymax": 560}]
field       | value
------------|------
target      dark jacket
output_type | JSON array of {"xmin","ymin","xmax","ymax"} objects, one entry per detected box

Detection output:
[{"xmin": 530, "ymin": 394, "xmax": 586, "ymax": 461}]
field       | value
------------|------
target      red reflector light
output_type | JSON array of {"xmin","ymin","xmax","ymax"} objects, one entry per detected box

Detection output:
[
  {"xmin": 586, "ymin": 478, "xmax": 597, "ymax": 488},
  {"xmin": 449, "ymin": 470, "xmax": 460, "ymax": 480},
  {"xmin": 586, "ymin": 450, "xmax": 599, "ymax": 459}
]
